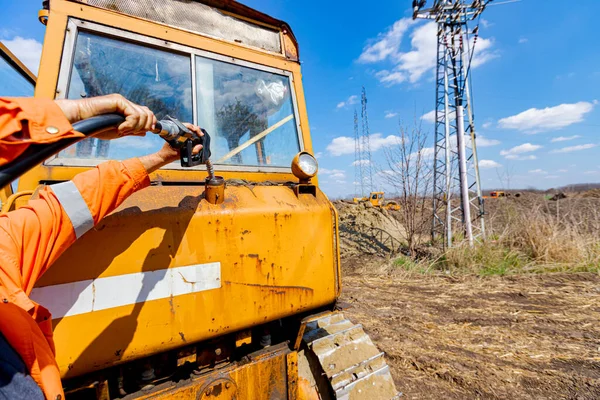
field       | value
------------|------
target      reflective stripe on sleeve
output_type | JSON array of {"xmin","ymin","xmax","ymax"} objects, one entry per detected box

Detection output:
[{"xmin": 51, "ymin": 181, "xmax": 94, "ymax": 239}]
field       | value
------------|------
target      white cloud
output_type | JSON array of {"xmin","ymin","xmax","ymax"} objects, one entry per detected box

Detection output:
[
  {"xmin": 479, "ymin": 159, "xmax": 502, "ymax": 169},
  {"xmin": 2, "ymin": 36, "xmax": 42, "ymax": 74},
  {"xmin": 421, "ymin": 110, "xmax": 436, "ymax": 123},
  {"xmin": 352, "ymin": 159, "xmax": 371, "ymax": 166},
  {"xmin": 377, "ymin": 170, "xmax": 396, "ymax": 177},
  {"xmin": 498, "ymin": 102, "xmax": 594, "ymax": 133},
  {"xmin": 320, "ymin": 168, "xmax": 343, "ymax": 174},
  {"xmin": 545, "ymin": 175, "xmax": 559, "ymax": 179},
  {"xmin": 481, "ymin": 19, "xmax": 492, "ymax": 29},
  {"xmin": 482, "ymin": 122, "xmax": 492, "ymax": 129},
  {"xmin": 518, "ymin": 37, "xmax": 528, "ymax": 44},
  {"xmin": 551, "ymin": 135, "xmax": 581, "ymax": 143},
  {"xmin": 469, "ymin": 37, "xmax": 498, "ymax": 68},
  {"xmin": 326, "ymin": 133, "xmax": 401, "ymax": 156},
  {"xmin": 558, "ymin": 169, "xmax": 568, "ymax": 173},
  {"xmin": 584, "ymin": 170, "xmax": 600, "ymax": 175},
  {"xmin": 500, "ymin": 143, "xmax": 542, "ymax": 159},
  {"xmin": 505, "ymin": 155, "xmax": 537, "ymax": 161},
  {"xmin": 362, "ymin": 20, "xmax": 498, "ymax": 86},
  {"xmin": 476, "ymin": 136, "xmax": 501, "ymax": 147},
  {"xmin": 550, "ymin": 143, "xmax": 597, "ymax": 154},
  {"xmin": 335, "ymin": 180, "xmax": 347, "ymax": 184},
  {"xmin": 314, "ymin": 152, "xmax": 323, "ymax": 159},
  {"xmin": 358, "ymin": 18, "xmax": 416, "ymax": 63},
  {"xmin": 408, "ymin": 147, "xmax": 435, "ymax": 162},
  {"xmin": 336, "ymin": 95, "xmax": 358, "ymax": 109},
  {"xmin": 385, "ymin": 111, "xmax": 398, "ymax": 119},
  {"xmin": 375, "ymin": 70, "xmax": 407, "ymax": 85},
  {"xmin": 391, "ymin": 22, "xmax": 438, "ymax": 83},
  {"xmin": 528, "ymin": 169, "xmax": 547, "ymax": 175},
  {"xmin": 320, "ymin": 168, "xmax": 346, "ymax": 180}
]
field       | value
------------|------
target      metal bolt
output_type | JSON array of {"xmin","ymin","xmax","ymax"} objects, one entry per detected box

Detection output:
[
  {"xmin": 225, "ymin": 382, "xmax": 231, "ymax": 389},
  {"xmin": 2, "ymin": 299, "xmax": 7, "ymax": 303},
  {"xmin": 205, "ymin": 387, "xmax": 212, "ymax": 396},
  {"xmin": 215, "ymin": 348, "xmax": 222, "ymax": 356}
]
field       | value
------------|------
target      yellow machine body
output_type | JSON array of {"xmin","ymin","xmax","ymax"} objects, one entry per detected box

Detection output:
[
  {"xmin": 9, "ymin": 1, "xmax": 342, "ymax": 396},
  {"xmin": 35, "ymin": 184, "xmax": 340, "ymax": 378}
]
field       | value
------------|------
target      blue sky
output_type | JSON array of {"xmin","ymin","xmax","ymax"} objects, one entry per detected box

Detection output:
[{"xmin": 2, "ymin": 0, "xmax": 600, "ymax": 198}]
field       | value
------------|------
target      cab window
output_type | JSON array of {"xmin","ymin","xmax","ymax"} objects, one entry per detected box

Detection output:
[
  {"xmin": 61, "ymin": 32, "xmax": 193, "ymax": 161},
  {"xmin": 196, "ymin": 57, "xmax": 299, "ymax": 167},
  {"xmin": 53, "ymin": 26, "xmax": 301, "ymax": 169},
  {"xmin": 0, "ymin": 46, "xmax": 35, "ymax": 97}
]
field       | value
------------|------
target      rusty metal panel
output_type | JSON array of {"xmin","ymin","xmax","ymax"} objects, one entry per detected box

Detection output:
[
  {"xmin": 286, "ymin": 352, "xmax": 298, "ymax": 400},
  {"xmin": 68, "ymin": 0, "xmax": 282, "ymax": 53},
  {"xmin": 32, "ymin": 184, "xmax": 338, "ymax": 378},
  {"xmin": 135, "ymin": 343, "xmax": 291, "ymax": 399}
]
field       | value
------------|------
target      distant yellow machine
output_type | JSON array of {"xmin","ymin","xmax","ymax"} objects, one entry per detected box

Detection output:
[
  {"xmin": 489, "ymin": 191, "xmax": 506, "ymax": 199},
  {"xmin": 354, "ymin": 191, "xmax": 400, "ymax": 210},
  {"xmin": 1, "ymin": 1, "xmax": 398, "ymax": 398}
]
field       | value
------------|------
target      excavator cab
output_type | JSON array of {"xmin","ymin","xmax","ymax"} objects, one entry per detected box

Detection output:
[
  {"xmin": 3, "ymin": 1, "xmax": 399, "ymax": 398},
  {"xmin": 370, "ymin": 192, "xmax": 385, "ymax": 207}
]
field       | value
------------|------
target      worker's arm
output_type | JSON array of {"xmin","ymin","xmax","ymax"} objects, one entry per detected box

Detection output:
[
  {"xmin": 0, "ymin": 138, "xmax": 203, "ymax": 297},
  {"xmin": 0, "ymin": 94, "xmax": 156, "ymax": 167}
]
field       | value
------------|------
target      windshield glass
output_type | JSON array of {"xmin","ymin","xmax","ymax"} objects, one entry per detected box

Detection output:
[
  {"xmin": 0, "ymin": 55, "xmax": 34, "ymax": 97},
  {"xmin": 196, "ymin": 57, "xmax": 300, "ymax": 167},
  {"xmin": 59, "ymin": 31, "xmax": 192, "ymax": 160},
  {"xmin": 53, "ymin": 28, "xmax": 301, "ymax": 168}
]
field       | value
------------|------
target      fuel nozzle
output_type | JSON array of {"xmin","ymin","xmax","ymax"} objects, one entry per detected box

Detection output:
[
  {"xmin": 152, "ymin": 116, "xmax": 211, "ymax": 168},
  {"xmin": 153, "ymin": 116, "xmax": 224, "ymax": 204}
]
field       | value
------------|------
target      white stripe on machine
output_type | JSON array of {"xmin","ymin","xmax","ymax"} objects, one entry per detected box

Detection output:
[{"xmin": 30, "ymin": 262, "xmax": 221, "ymax": 319}]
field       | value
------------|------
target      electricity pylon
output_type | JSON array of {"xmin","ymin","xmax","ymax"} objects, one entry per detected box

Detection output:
[
  {"xmin": 414, "ymin": 0, "xmax": 489, "ymax": 247},
  {"xmin": 353, "ymin": 87, "xmax": 374, "ymax": 197}
]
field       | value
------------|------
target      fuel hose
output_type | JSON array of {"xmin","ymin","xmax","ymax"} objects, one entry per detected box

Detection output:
[{"xmin": 0, "ymin": 113, "xmax": 125, "ymax": 189}]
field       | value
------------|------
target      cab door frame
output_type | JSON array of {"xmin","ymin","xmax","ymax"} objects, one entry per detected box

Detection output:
[{"xmin": 0, "ymin": 42, "xmax": 37, "ymax": 203}]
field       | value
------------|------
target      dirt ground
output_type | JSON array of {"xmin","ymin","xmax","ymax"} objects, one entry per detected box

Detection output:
[{"xmin": 340, "ymin": 256, "xmax": 600, "ymax": 399}]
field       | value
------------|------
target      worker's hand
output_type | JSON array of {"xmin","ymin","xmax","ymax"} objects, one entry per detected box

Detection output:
[
  {"xmin": 156, "ymin": 123, "xmax": 204, "ymax": 163},
  {"xmin": 138, "ymin": 123, "xmax": 204, "ymax": 174},
  {"xmin": 55, "ymin": 94, "xmax": 157, "ymax": 139}
]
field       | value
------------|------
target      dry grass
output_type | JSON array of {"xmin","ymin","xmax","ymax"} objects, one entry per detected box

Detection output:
[
  {"xmin": 468, "ymin": 195, "xmax": 600, "ymax": 273},
  {"xmin": 350, "ymin": 195, "xmax": 600, "ymax": 276}
]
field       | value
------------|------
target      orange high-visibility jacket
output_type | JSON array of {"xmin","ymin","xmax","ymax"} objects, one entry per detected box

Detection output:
[{"xmin": 0, "ymin": 98, "xmax": 150, "ymax": 400}]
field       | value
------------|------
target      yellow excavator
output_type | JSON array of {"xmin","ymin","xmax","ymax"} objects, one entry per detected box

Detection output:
[
  {"xmin": 353, "ymin": 192, "xmax": 400, "ymax": 211},
  {"xmin": 0, "ymin": 1, "xmax": 399, "ymax": 399}
]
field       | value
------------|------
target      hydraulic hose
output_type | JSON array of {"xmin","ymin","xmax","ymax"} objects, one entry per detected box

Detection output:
[{"xmin": 0, "ymin": 113, "xmax": 125, "ymax": 189}]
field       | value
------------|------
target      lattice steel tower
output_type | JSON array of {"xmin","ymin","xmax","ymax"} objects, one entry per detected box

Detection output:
[
  {"xmin": 414, "ymin": 0, "xmax": 489, "ymax": 247},
  {"xmin": 353, "ymin": 109, "xmax": 364, "ymax": 197},
  {"xmin": 360, "ymin": 87, "xmax": 374, "ymax": 194},
  {"xmin": 353, "ymin": 87, "xmax": 374, "ymax": 197}
]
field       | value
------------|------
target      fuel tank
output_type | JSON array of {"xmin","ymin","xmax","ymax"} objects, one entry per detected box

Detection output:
[{"xmin": 31, "ymin": 183, "xmax": 341, "ymax": 378}]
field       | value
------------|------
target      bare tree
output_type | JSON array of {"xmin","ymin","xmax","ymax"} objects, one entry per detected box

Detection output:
[{"xmin": 379, "ymin": 119, "xmax": 433, "ymax": 256}]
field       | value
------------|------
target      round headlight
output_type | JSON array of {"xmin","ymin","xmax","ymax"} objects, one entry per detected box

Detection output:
[{"xmin": 291, "ymin": 151, "xmax": 318, "ymax": 181}]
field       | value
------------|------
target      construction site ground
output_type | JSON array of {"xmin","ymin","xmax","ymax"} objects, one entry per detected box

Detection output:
[
  {"xmin": 341, "ymin": 257, "xmax": 600, "ymax": 400},
  {"xmin": 333, "ymin": 200, "xmax": 600, "ymax": 399}
]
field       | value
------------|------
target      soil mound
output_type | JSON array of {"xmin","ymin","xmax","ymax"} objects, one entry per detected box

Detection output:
[{"xmin": 333, "ymin": 201, "xmax": 405, "ymax": 258}]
